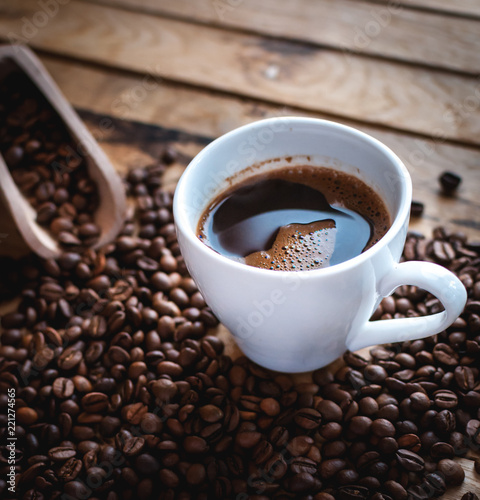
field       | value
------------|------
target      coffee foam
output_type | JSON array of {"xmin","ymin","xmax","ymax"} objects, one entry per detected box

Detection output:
[{"xmin": 245, "ymin": 219, "xmax": 336, "ymax": 271}]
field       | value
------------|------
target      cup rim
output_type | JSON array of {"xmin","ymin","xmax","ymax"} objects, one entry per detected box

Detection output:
[{"xmin": 173, "ymin": 117, "xmax": 412, "ymax": 277}]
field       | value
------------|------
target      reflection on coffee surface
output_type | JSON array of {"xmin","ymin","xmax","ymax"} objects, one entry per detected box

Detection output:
[{"xmin": 197, "ymin": 166, "xmax": 390, "ymax": 270}]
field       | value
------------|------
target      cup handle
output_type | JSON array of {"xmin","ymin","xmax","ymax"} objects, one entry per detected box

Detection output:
[{"xmin": 346, "ymin": 261, "xmax": 467, "ymax": 352}]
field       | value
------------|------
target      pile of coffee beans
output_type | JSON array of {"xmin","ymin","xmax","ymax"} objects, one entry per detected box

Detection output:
[
  {"xmin": 0, "ymin": 161, "xmax": 479, "ymax": 500},
  {"xmin": 0, "ymin": 68, "xmax": 100, "ymax": 250}
]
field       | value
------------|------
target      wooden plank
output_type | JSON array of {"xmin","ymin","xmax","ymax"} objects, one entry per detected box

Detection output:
[
  {"xmin": 39, "ymin": 56, "xmax": 480, "ymax": 240},
  {"xmin": 1, "ymin": 2, "xmax": 480, "ymax": 146},
  {"xmin": 372, "ymin": 0, "xmax": 480, "ymax": 19},
  {"xmin": 88, "ymin": 0, "xmax": 480, "ymax": 74}
]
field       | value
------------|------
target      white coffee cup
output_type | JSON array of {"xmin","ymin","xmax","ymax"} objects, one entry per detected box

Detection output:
[{"xmin": 173, "ymin": 118, "xmax": 467, "ymax": 373}]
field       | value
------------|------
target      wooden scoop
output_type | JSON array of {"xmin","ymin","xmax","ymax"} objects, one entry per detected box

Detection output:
[{"xmin": 0, "ymin": 44, "xmax": 126, "ymax": 259}]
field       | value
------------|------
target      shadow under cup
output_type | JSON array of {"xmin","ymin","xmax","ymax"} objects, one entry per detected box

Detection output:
[{"xmin": 174, "ymin": 118, "xmax": 412, "ymax": 372}]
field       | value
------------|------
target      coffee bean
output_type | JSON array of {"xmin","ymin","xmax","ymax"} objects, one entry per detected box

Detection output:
[
  {"xmin": 433, "ymin": 343, "xmax": 458, "ymax": 366},
  {"xmin": 134, "ymin": 453, "xmax": 160, "ymax": 475},
  {"xmin": 286, "ymin": 471, "xmax": 315, "ymax": 493},
  {"xmin": 439, "ymin": 171, "xmax": 462, "ymax": 194},
  {"xmin": 410, "ymin": 391, "xmax": 430, "ymax": 412},
  {"xmin": 57, "ymin": 347, "xmax": 83, "ymax": 370},
  {"xmin": 48, "ymin": 446, "xmax": 76, "ymax": 462},
  {"xmin": 384, "ymin": 480, "xmax": 407, "ymax": 500},
  {"xmin": 39, "ymin": 282, "xmax": 64, "ymax": 301},
  {"xmin": 183, "ymin": 436, "xmax": 208, "ymax": 455},
  {"xmin": 434, "ymin": 389, "xmax": 458, "ymax": 409},
  {"xmin": 395, "ymin": 449, "xmax": 424, "ymax": 472},
  {"xmin": 410, "ymin": 201, "xmax": 424, "ymax": 217},
  {"xmin": 397, "ymin": 434, "xmax": 421, "ymax": 452},
  {"xmin": 455, "ymin": 365, "xmax": 475, "ymax": 391},
  {"xmin": 64, "ymin": 481, "xmax": 91, "ymax": 498},
  {"xmin": 437, "ymin": 458, "xmax": 465, "ymax": 486},
  {"xmin": 159, "ymin": 468, "xmax": 179, "ymax": 488},
  {"xmin": 82, "ymin": 392, "xmax": 109, "ymax": 413},
  {"xmin": 434, "ymin": 409, "xmax": 456, "ymax": 434},
  {"xmin": 462, "ymin": 493, "xmax": 480, "ymax": 500},
  {"xmin": 430, "ymin": 441, "xmax": 454, "ymax": 459},
  {"xmin": 336, "ymin": 485, "xmax": 369, "ymax": 500},
  {"xmin": 371, "ymin": 418, "xmax": 395, "ymax": 437},
  {"xmin": 258, "ymin": 397, "xmax": 279, "ymax": 416},
  {"xmin": 317, "ymin": 399, "xmax": 342, "ymax": 422},
  {"xmin": 424, "ymin": 472, "xmax": 446, "ymax": 495},
  {"xmin": 466, "ymin": 419, "xmax": 480, "ymax": 445},
  {"xmin": 57, "ymin": 457, "xmax": 82, "ymax": 482},
  {"xmin": 235, "ymin": 431, "xmax": 262, "ymax": 448},
  {"xmin": 52, "ymin": 377, "xmax": 74, "ymax": 399},
  {"xmin": 186, "ymin": 463, "xmax": 206, "ymax": 485},
  {"xmin": 199, "ymin": 404, "xmax": 224, "ymax": 423},
  {"xmin": 294, "ymin": 408, "xmax": 322, "ymax": 429},
  {"xmin": 17, "ymin": 407, "xmax": 38, "ymax": 426},
  {"xmin": 122, "ymin": 437, "xmax": 145, "ymax": 457}
]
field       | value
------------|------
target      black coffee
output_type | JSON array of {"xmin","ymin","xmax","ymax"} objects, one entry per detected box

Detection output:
[{"xmin": 197, "ymin": 166, "xmax": 390, "ymax": 270}]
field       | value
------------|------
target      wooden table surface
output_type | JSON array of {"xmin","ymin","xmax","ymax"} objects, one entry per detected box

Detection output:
[{"xmin": 0, "ymin": 1, "xmax": 479, "ymax": 498}]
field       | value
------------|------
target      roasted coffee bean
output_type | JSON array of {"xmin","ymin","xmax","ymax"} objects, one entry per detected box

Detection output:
[
  {"xmin": 57, "ymin": 347, "xmax": 83, "ymax": 370},
  {"xmin": 410, "ymin": 392, "xmax": 431, "ymax": 412},
  {"xmin": 289, "ymin": 456, "xmax": 317, "ymax": 476},
  {"xmin": 397, "ymin": 434, "xmax": 421, "ymax": 452},
  {"xmin": 64, "ymin": 481, "xmax": 91, "ymax": 498},
  {"xmin": 434, "ymin": 389, "xmax": 458, "ymax": 409},
  {"xmin": 439, "ymin": 171, "xmax": 462, "ymax": 194},
  {"xmin": 57, "ymin": 457, "xmax": 82, "ymax": 482},
  {"xmin": 48, "ymin": 446, "xmax": 76, "ymax": 462},
  {"xmin": 430, "ymin": 441, "xmax": 454, "ymax": 459},
  {"xmin": 434, "ymin": 409, "xmax": 456, "ymax": 434},
  {"xmin": 395, "ymin": 449, "xmax": 424, "ymax": 472},
  {"xmin": 294, "ymin": 408, "xmax": 322, "ymax": 429},
  {"xmin": 235, "ymin": 431, "xmax": 262, "ymax": 449},
  {"xmin": 317, "ymin": 399, "xmax": 342, "ymax": 422},
  {"xmin": 466, "ymin": 419, "xmax": 480, "ymax": 445},
  {"xmin": 424, "ymin": 472, "xmax": 446, "ymax": 495},
  {"xmin": 183, "ymin": 436, "xmax": 208, "ymax": 454},
  {"xmin": 336, "ymin": 485, "xmax": 369, "ymax": 500},
  {"xmin": 410, "ymin": 201, "xmax": 424, "ymax": 217},
  {"xmin": 462, "ymin": 493, "xmax": 480, "ymax": 500},
  {"xmin": 82, "ymin": 392, "xmax": 109, "ymax": 413},
  {"xmin": 134, "ymin": 453, "xmax": 160, "ymax": 475},
  {"xmin": 454, "ymin": 365, "xmax": 475, "ymax": 391},
  {"xmin": 384, "ymin": 480, "xmax": 407, "ymax": 500},
  {"xmin": 371, "ymin": 418, "xmax": 395, "ymax": 437},
  {"xmin": 199, "ymin": 404, "xmax": 224, "ymax": 423},
  {"xmin": 286, "ymin": 471, "xmax": 315, "ymax": 493},
  {"xmin": 437, "ymin": 458, "xmax": 465, "ymax": 486},
  {"xmin": 52, "ymin": 377, "xmax": 74, "ymax": 399},
  {"xmin": 122, "ymin": 436, "xmax": 145, "ymax": 457}
]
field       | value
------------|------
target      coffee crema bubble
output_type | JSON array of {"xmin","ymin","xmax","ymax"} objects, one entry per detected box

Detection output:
[{"xmin": 197, "ymin": 165, "xmax": 391, "ymax": 270}]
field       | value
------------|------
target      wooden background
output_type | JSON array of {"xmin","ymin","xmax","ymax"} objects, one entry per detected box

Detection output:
[{"xmin": 0, "ymin": 0, "xmax": 479, "ymax": 497}]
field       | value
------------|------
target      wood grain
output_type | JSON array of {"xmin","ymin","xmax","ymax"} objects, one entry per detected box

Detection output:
[
  {"xmin": 40, "ymin": 56, "xmax": 480, "ymax": 240},
  {"xmin": 1, "ymin": 1, "xmax": 480, "ymax": 145},
  {"xmin": 87, "ymin": 0, "xmax": 480, "ymax": 74}
]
